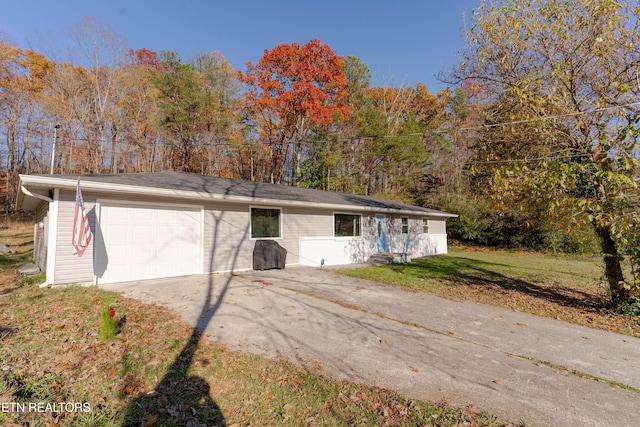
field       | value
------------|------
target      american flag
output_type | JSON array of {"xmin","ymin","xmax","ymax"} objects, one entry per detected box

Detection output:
[{"xmin": 72, "ymin": 179, "xmax": 92, "ymax": 257}]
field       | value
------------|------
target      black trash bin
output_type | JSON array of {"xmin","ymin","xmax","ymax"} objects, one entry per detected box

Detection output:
[{"xmin": 253, "ymin": 240, "xmax": 287, "ymax": 270}]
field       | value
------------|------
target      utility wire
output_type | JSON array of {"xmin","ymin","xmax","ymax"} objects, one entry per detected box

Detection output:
[
  {"xmin": 20, "ymin": 100, "xmax": 640, "ymax": 150},
  {"xmin": 467, "ymin": 153, "xmax": 594, "ymax": 165},
  {"xmin": 374, "ymin": 101, "xmax": 640, "ymax": 137},
  {"xmin": 457, "ymin": 101, "xmax": 640, "ymax": 132}
]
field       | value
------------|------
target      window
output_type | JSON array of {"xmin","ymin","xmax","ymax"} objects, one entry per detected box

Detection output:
[
  {"xmin": 251, "ymin": 208, "xmax": 281, "ymax": 238},
  {"xmin": 334, "ymin": 213, "xmax": 361, "ymax": 237},
  {"xmin": 422, "ymin": 218, "xmax": 429, "ymax": 234},
  {"xmin": 401, "ymin": 217, "xmax": 409, "ymax": 234}
]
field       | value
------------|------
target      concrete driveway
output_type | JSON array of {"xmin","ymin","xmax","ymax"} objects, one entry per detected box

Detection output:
[{"xmin": 103, "ymin": 266, "xmax": 640, "ymax": 427}]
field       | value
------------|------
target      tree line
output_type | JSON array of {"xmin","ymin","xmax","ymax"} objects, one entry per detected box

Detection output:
[{"xmin": 0, "ymin": 17, "xmax": 473, "ymax": 210}]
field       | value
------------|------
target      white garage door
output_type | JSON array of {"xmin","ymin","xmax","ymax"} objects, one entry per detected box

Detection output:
[{"xmin": 96, "ymin": 202, "xmax": 202, "ymax": 284}]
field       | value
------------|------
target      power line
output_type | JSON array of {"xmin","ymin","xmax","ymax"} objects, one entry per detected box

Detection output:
[
  {"xmin": 467, "ymin": 152, "xmax": 594, "ymax": 165},
  {"xmin": 459, "ymin": 101, "xmax": 640, "ymax": 131},
  {"xmin": 10, "ymin": 100, "xmax": 640, "ymax": 149}
]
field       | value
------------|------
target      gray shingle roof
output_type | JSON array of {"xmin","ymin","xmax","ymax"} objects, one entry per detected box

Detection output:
[{"xmin": 33, "ymin": 171, "xmax": 456, "ymax": 217}]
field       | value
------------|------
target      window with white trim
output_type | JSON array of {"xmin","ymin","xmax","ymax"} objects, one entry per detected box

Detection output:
[
  {"xmin": 334, "ymin": 213, "xmax": 361, "ymax": 237},
  {"xmin": 251, "ymin": 207, "xmax": 281, "ymax": 238},
  {"xmin": 422, "ymin": 218, "xmax": 429, "ymax": 234},
  {"xmin": 401, "ymin": 217, "xmax": 409, "ymax": 234}
]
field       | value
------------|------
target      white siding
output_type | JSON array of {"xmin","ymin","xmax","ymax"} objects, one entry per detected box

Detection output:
[
  {"xmin": 282, "ymin": 207, "xmax": 332, "ymax": 265},
  {"xmin": 204, "ymin": 205, "xmax": 334, "ymax": 270},
  {"xmin": 203, "ymin": 203, "xmax": 253, "ymax": 273},
  {"xmin": 300, "ymin": 212, "xmax": 377, "ymax": 267},
  {"xmin": 33, "ymin": 201, "xmax": 49, "ymax": 272},
  {"xmin": 53, "ymin": 190, "xmax": 95, "ymax": 285}
]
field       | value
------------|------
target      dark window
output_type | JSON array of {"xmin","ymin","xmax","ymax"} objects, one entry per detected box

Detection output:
[
  {"xmin": 334, "ymin": 214, "xmax": 361, "ymax": 237},
  {"xmin": 401, "ymin": 217, "xmax": 409, "ymax": 234},
  {"xmin": 251, "ymin": 208, "xmax": 281, "ymax": 238}
]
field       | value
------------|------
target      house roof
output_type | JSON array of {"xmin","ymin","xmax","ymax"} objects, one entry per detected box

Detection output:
[{"xmin": 18, "ymin": 171, "xmax": 457, "ymax": 217}]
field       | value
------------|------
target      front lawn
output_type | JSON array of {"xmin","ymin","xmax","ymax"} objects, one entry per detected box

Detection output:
[{"xmin": 337, "ymin": 246, "xmax": 640, "ymax": 337}]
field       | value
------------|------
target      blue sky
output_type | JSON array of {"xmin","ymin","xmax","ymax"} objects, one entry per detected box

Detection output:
[{"xmin": 1, "ymin": 0, "xmax": 478, "ymax": 92}]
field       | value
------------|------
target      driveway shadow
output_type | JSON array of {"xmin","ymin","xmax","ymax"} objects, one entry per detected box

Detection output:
[
  {"xmin": 121, "ymin": 192, "xmax": 250, "ymax": 426},
  {"xmin": 121, "ymin": 329, "xmax": 224, "ymax": 426},
  {"xmin": 388, "ymin": 256, "xmax": 606, "ymax": 310}
]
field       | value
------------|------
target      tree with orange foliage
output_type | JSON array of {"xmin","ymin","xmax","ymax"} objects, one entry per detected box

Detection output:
[
  {"xmin": 239, "ymin": 39, "xmax": 350, "ymax": 184},
  {"xmin": 114, "ymin": 48, "xmax": 165, "ymax": 172}
]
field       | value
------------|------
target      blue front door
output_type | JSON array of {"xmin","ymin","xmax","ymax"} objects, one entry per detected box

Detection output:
[{"xmin": 375, "ymin": 214, "xmax": 386, "ymax": 252}]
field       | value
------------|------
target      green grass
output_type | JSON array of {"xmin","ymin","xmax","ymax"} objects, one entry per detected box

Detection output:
[
  {"xmin": 337, "ymin": 246, "xmax": 640, "ymax": 337},
  {"xmin": 341, "ymin": 247, "xmax": 602, "ymax": 290}
]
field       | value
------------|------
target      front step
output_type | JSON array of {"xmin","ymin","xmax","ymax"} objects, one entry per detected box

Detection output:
[{"xmin": 367, "ymin": 252, "xmax": 411, "ymax": 265}]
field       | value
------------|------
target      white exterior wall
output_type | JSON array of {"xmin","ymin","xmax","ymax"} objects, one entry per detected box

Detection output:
[
  {"xmin": 386, "ymin": 216, "xmax": 448, "ymax": 257},
  {"xmin": 47, "ymin": 187, "xmax": 451, "ymax": 284},
  {"xmin": 33, "ymin": 201, "xmax": 49, "ymax": 272},
  {"xmin": 281, "ymin": 207, "xmax": 333, "ymax": 265},
  {"xmin": 299, "ymin": 236, "xmax": 375, "ymax": 266},
  {"xmin": 52, "ymin": 189, "xmax": 96, "ymax": 285},
  {"xmin": 203, "ymin": 205, "xmax": 336, "ymax": 271},
  {"xmin": 203, "ymin": 203, "xmax": 253, "ymax": 273},
  {"xmin": 299, "ymin": 214, "xmax": 449, "ymax": 267}
]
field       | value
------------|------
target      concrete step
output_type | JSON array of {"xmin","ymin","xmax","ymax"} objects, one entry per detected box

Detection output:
[{"xmin": 367, "ymin": 252, "xmax": 410, "ymax": 265}]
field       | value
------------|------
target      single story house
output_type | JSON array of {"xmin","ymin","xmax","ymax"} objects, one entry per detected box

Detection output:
[{"xmin": 17, "ymin": 172, "xmax": 457, "ymax": 286}]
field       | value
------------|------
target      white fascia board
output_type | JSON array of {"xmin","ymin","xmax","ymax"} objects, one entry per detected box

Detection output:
[
  {"xmin": 19, "ymin": 174, "xmax": 458, "ymax": 218},
  {"xmin": 45, "ymin": 188, "xmax": 59, "ymax": 287}
]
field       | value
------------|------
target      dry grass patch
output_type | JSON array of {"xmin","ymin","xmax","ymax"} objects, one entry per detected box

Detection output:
[
  {"xmin": 0, "ymin": 283, "xmax": 514, "ymax": 426},
  {"xmin": 0, "ymin": 214, "xmax": 38, "ymax": 295}
]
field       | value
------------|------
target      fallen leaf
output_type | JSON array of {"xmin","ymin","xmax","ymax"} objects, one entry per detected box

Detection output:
[
  {"xmin": 493, "ymin": 379, "xmax": 504, "ymax": 385},
  {"xmin": 157, "ymin": 395, "xmax": 168, "ymax": 407},
  {"xmin": 142, "ymin": 414, "xmax": 157, "ymax": 427}
]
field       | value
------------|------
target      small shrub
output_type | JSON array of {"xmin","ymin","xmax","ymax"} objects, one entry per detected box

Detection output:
[
  {"xmin": 615, "ymin": 295, "xmax": 640, "ymax": 317},
  {"xmin": 99, "ymin": 301, "xmax": 119, "ymax": 340}
]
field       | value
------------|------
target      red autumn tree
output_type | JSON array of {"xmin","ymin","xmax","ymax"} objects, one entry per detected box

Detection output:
[
  {"xmin": 123, "ymin": 48, "xmax": 166, "ymax": 72},
  {"xmin": 239, "ymin": 39, "xmax": 350, "ymax": 184}
]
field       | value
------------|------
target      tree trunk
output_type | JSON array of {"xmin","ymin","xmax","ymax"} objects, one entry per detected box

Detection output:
[{"xmin": 593, "ymin": 222, "xmax": 627, "ymax": 305}]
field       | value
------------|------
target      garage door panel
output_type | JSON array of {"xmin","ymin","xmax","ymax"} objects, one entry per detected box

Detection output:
[
  {"xmin": 132, "ymin": 207, "xmax": 153, "ymax": 221},
  {"xmin": 157, "ymin": 210, "xmax": 175, "ymax": 222},
  {"xmin": 97, "ymin": 203, "xmax": 202, "ymax": 284},
  {"xmin": 107, "ymin": 224, "xmax": 129, "ymax": 239},
  {"xmin": 132, "ymin": 226, "xmax": 154, "ymax": 241},
  {"xmin": 107, "ymin": 208, "xmax": 129, "ymax": 222}
]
